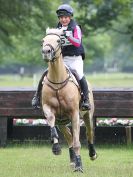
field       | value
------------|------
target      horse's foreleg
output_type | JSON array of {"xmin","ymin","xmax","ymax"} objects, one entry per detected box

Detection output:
[
  {"xmin": 83, "ymin": 111, "xmax": 97, "ymax": 160},
  {"xmin": 43, "ymin": 105, "xmax": 61, "ymax": 155},
  {"xmin": 51, "ymin": 126, "xmax": 61, "ymax": 155}
]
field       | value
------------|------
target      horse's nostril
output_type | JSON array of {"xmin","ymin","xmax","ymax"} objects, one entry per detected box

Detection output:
[{"xmin": 42, "ymin": 49, "xmax": 51, "ymax": 54}]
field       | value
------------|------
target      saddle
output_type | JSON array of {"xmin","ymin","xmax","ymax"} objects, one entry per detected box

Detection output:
[
  {"xmin": 69, "ymin": 68, "xmax": 80, "ymax": 85},
  {"xmin": 67, "ymin": 68, "xmax": 84, "ymax": 103}
]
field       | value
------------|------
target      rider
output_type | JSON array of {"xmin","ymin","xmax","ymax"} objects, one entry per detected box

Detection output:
[{"xmin": 32, "ymin": 4, "xmax": 91, "ymax": 110}]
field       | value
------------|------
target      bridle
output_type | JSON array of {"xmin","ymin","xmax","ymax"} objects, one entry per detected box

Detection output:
[
  {"xmin": 42, "ymin": 33, "xmax": 72, "ymax": 89},
  {"xmin": 42, "ymin": 33, "xmax": 62, "ymax": 62}
]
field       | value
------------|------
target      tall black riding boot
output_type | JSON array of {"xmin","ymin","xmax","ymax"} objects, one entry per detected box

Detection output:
[
  {"xmin": 79, "ymin": 76, "xmax": 91, "ymax": 111},
  {"xmin": 32, "ymin": 70, "xmax": 48, "ymax": 109}
]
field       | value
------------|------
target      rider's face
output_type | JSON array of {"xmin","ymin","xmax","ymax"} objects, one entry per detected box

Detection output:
[{"xmin": 59, "ymin": 16, "xmax": 71, "ymax": 26}]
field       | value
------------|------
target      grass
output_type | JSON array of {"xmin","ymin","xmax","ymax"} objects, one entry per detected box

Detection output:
[
  {"xmin": 0, "ymin": 143, "xmax": 133, "ymax": 177},
  {"xmin": 87, "ymin": 72, "xmax": 133, "ymax": 88},
  {"xmin": 0, "ymin": 72, "xmax": 133, "ymax": 88},
  {"xmin": 0, "ymin": 74, "xmax": 34, "ymax": 88}
]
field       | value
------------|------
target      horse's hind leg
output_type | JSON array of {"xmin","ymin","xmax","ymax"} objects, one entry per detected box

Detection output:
[
  {"xmin": 71, "ymin": 111, "xmax": 83, "ymax": 173},
  {"xmin": 58, "ymin": 112, "xmax": 83, "ymax": 173},
  {"xmin": 58, "ymin": 125, "xmax": 76, "ymax": 167},
  {"xmin": 83, "ymin": 111, "xmax": 97, "ymax": 160}
]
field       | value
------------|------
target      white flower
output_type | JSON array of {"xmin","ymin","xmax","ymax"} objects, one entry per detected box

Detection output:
[
  {"xmin": 16, "ymin": 119, "xmax": 22, "ymax": 124},
  {"xmin": 32, "ymin": 120, "xmax": 40, "ymax": 125},
  {"xmin": 116, "ymin": 119, "xmax": 123, "ymax": 125},
  {"xmin": 129, "ymin": 120, "xmax": 133, "ymax": 126},
  {"xmin": 22, "ymin": 119, "xmax": 29, "ymax": 124},
  {"xmin": 104, "ymin": 119, "xmax": 110, "ymax": 125}
]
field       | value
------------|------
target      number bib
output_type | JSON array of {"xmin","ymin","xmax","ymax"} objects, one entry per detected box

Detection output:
[
  {"xmin": 60, "ymin": 29, "xmax": 73, "ymax": 46},
  {"xmin": 60, "ymin": 35, "xmax": 72, "ymax": 46}
]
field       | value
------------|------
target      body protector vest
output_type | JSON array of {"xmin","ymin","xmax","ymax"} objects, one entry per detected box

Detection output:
[{"xmin": 57, "ymin": 20, "xmax": 85, "ymax": 60}]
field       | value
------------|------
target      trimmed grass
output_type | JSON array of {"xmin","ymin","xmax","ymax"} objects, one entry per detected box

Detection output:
[
  {"xmin": 0, "ymin": 72, "xmax": 133, "ymax": 88},
  {"xmin": 87, "ymin": 72, "xmax": 133, "ymax": 88},
  {"xmin": 0, "ymin": 74, "xmax": 34, "ymax": 88},
  {"xmin": 0, "ymin": 144, "xmax": 133, "ymax": 177}
]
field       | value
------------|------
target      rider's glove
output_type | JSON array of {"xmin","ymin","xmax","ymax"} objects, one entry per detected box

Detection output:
[{"xmin": 64, "ymin": 30, "xmax": 72, "ymax": 38}]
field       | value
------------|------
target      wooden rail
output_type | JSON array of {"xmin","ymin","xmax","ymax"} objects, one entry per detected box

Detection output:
[{"xmin": 0, "ymin": 88, "xmax": 133, "ymax": 146}]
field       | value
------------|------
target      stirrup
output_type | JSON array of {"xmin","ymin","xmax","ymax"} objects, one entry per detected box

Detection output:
[
  {"xmin": 31, "ymin": 96, "xmax": 40, "ymax": 109},
  {"xmin": 81, "ymin": 100, "xmax": 91, "ymax": 111}
]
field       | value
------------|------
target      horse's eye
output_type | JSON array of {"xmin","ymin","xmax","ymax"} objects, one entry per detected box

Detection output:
[
  {"xmin": 57, "ymin": 39, "xmax": 60, "ymax": 43},
  {"xmin": 41, "ymin": 40, "xmax": 44, "ymax": 46}
]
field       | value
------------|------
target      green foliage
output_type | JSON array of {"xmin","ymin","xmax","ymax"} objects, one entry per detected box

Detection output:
[
  {"xmin": 73, "ymin": 0, "xmax": 133, "ymax": 35},
  {"xmin": 84, "ymin": 37, "xmax": 110, "ymax": 72},
  {"xmin": 71, "ymin": 0, "xmax": 133, "ymax": 71},
  {"xmin": 0, "ymin": 0, "xmax": 58, "ymax": 41},
  {"xmin": 0, "ymin": 0, "xmax": 61, "ymax": 66},
  {"xmin": 0, "ymin": 0, "xmax": 133, "ymax": 71}
]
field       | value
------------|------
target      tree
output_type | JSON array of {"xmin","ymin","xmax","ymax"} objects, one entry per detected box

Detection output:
[
  {"xmin": 73, "ymin": 0, "xmax": 133, "ymax": 36},
  {"xmin": 71, "ymin": 0, "xmax": 133, "ymax": 71},
  {"xmin": 0, "ymin": 0, "xmax": 59, "ymax": 44},
  {"xmin": 0, "ymin": 0, "xmax": 61, "ymax": 66},
  {"xmin": 1, "ymin": 0, "xmax": 133, "ymax": 71}
]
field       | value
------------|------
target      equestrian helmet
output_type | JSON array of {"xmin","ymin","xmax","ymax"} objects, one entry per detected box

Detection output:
[{"xmin": 56, "ymin": 4, "xmax": 74, "ymax": 17}]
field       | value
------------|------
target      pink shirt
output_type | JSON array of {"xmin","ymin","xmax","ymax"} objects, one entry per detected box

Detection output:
[{"xmin": 68, "ymin": 25, "xmax": 82, "ymax": 47}]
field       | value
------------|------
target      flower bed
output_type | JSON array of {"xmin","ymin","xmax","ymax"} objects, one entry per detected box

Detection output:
[
  {"xmin": 13, "ymin": 118, "xmax": 133, "ymax": 126},
  {"xmin": 96, "ymin": 118, "xmax": 133, "ymax": 127},
  {"xmin": 13, "ymin": 119, "xmax": 48, "ymax": 126}
]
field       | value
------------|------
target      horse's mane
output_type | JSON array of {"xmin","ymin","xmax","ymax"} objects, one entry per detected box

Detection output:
[{"xmin": 46, "ymin": 28, "xmax": 63, "ymax": 36}]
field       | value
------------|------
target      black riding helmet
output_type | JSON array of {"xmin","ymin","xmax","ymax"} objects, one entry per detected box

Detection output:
[{"xmin": 56, "ymin": 4, "xmax": 74, "ymax": 17}]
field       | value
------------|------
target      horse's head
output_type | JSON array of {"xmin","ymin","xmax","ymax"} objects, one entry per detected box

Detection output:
[{"xmin": 42, "ymin": 28, "xmax": 63, "ymax": 62}]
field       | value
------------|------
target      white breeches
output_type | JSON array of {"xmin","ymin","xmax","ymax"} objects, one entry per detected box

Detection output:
[{"xmin": 63, "ymin": 55, "xmax": 84, "ymax": 80}]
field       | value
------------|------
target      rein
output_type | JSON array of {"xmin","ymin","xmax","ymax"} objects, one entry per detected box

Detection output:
[{"xmin": 45, "ymin": 69, "xmax": 71, "ymax": 91}]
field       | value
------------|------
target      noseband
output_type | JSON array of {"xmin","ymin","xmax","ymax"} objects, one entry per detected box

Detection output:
[{"xmin": 42, "ymin": 33, "xmax": 62, "ymax": 62}]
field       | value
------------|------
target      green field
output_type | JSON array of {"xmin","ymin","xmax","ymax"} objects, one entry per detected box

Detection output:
[
  {"xmin": 0, "ymin": 144, "xmax": 132, "ymax": 177},
  {"xmin": 0, "ymin": 74, "xmax": 34, "ymax": 88},
  {"xmin": 0, "ymin": 72, "xmax": 133, "ymax": 88},
  {"xmin": 87, "ymin": 72, "xmax": 133, "ymax": 88}
]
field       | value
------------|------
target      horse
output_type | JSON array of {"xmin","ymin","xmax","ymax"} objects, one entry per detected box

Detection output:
[{"xmin": 41, "ymin": 28, "xmax": 97, "ymax": 172}]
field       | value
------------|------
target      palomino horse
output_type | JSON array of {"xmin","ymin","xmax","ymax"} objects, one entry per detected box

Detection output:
[{"xmin": 41, "ymin": 28, "xmax": 97, "ymax": 172}]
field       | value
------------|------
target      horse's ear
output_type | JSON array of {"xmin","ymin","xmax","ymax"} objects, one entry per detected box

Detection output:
[
  {"xmin": 46, "ymin": 27, "xmax": 50, "ymax": 34},
  {"xmin": 59, "ymin": 28, "xmax": 64, "ymax": 35}
]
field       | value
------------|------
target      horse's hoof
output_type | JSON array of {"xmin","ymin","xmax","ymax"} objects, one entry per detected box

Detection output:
[
  {"xmin": 70, "ymin": 162, "xmax": 75, "ymax": 168},
  {"xmin": 52, "ymin": 143, "xmax": 61, "ymax": 155},
  {"xmin": 74, "ymin": 167, "xmax": 83, "ymax": 173},
  {"xmin": 90, "ymin": 153, "xmax": 98, "ymax": 160},
  {"xmin": 69, "ymin": 147, "xmax": 76, "ymax": 168}
]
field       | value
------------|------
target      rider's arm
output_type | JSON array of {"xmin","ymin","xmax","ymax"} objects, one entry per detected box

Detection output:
[{"xmin": 67, "ymin": 25, "xmax": 82, "ymax": 47}]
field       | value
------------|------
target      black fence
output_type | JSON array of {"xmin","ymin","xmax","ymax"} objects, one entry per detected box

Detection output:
[{"xmin": 8, "ymin": 125, "xmax": 133, "ymax": 144}]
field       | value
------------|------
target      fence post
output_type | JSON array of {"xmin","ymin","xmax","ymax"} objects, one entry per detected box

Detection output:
[
  {"xmin": 125, "ymin": 126, "xmax": 132, "ymax": 145},
  {"xmin": 0, "ymin": 118, "xmax": 7, "ymax": 147}
]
